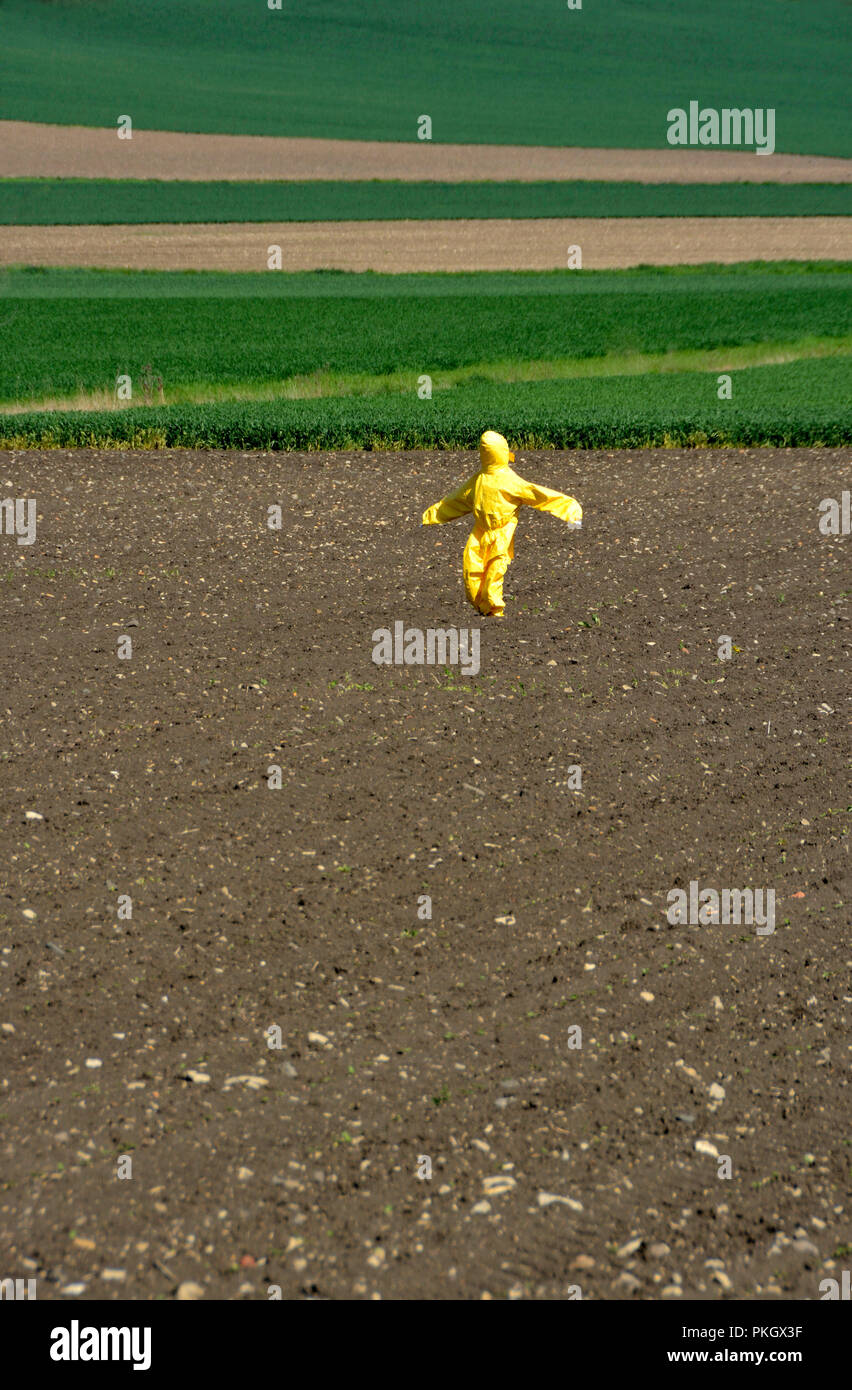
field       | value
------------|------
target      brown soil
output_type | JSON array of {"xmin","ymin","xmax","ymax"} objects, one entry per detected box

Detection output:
[
  {"xmin": 1, "ymin": 217, "xmax": 849, "ymax": 272},
  {"xmin": 0, "ymin": 446, "xmax": 848, "ymax": 1302},
  {"xmin": 2, "ymin": 121, "xmax": 850, "ymax": 183}
]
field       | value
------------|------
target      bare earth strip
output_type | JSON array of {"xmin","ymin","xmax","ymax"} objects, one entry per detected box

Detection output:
[
  {"xmin": 2, "ymin": 121, "xmax": 850, "ymax": 183},
  {"xmin": 0, "ymin": 446, "xmax": 848, "ymax": 1301},
  {"xmin": 1, "ymin": 218, "xmax": 849, "ymax": 272}
]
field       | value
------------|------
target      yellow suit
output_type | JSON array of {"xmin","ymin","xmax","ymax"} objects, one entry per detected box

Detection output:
[{"xmin": 422, "ymin": 431, "xmax": 582, "ymax": 617}]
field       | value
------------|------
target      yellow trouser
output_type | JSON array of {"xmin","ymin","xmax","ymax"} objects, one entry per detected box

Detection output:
[{"xmin": 463, "ymin": 518, "xmax": 517, "ymax": 616}]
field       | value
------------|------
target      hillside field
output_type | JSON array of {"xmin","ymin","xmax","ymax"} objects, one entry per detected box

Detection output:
[{"xmin": 2, "ymin": 0, "xmax": 849, "ymax": 154}]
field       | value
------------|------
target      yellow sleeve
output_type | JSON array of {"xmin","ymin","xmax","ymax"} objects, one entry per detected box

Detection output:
[
  {"xmin": 422, "ymin": 475, "xmax": 476, "ymax": 525},
  {"xmin": 510, "ymin": 476, "xmax": 582, "ymax": 525}
]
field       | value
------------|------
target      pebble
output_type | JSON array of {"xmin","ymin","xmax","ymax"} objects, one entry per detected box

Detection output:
[
  {"xmin": 307, "ymin": 1032, "xmax": 331, "ymax": 1047},
  {"xmin": 366, "ymin": 1248, "xmax": 386, "ymax": 1267},
  {"xmin": 661, "ymin": 1285, "xmax": 682, "ymax": 1298},
  {"xmin": 538, "ymin": 1192, "xmax": 583, "ymax": 1212},
  {"xmin": 60, "ymin": 1284, "xmax": 87, "ymax": 1296},
  {"xmin": 640, "ymin": 991, "xmax": 655, "ymax": 1002},
  {"xmin": 21, "ymin": 909, "xmax": 37, "ymax": 920},
  {"xmin": 617, "ymin": 1237, "xmax": 643, "ymax": 1258},
  {"xmin": 613, "ymin": 1272, "xmax": 641, "ymax": 1293},
  {"xmin": 649, "ymin": 1243, "xmax": 670, "ymax": 1258},
  {"xmin": 708, "ymin": 1083, "xmax": 726, "ymax": 1101},
  {"xmin": 25, "ymin": 811, "xmax": 44, "ymax": 821},
  {"xmin": 471, "ymin": 1201, "xmax": 492, "ymax": 1215},
  {"xmin": 85, "ymin": 1059, "xmax": 103, "ymax": 1069},
  {"xmin": 482, "ymin": 1175, "xmax": 516, "ymax": 1196},
  {"xmin": 713, "ymin": 1270, "xmax": 734, "ymax": 1290},
  {"xmin": 223, "ymin": 1075, "xmax": 268, "ymax": 1089},
  {"xmin": 237, "ymin": 1166, "xmax": 254, "ymax": 1181},
  {"xmin": 184, "ymin": 1070, "xmax": 210, "ymax": 1084},
  {"xmin": 100, "ymin": 1269, "xmax": 126, "ymax": 1282},
  {"xmin": 281, "ymin": 1061, "xmax": 298, "ymax": 1078},
  {"xmin": 792, "ymin": 1239, "xmax": 820, "ymax": 1257},
  {"xmin": 176, "ymin": 1282, "xmax": 205, "ymax": 1300},
  {"xmin": 570, "ymin": 1254, "xmax": 595, "ymax": 1270},
  {"xmin": 695, "ymin": 1139, "xmax": 719, "ymax": 1157}
]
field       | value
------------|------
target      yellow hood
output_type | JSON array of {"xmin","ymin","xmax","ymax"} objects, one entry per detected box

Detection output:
[{"xmin": 479, "ymin": 430, "xmax": 514, "ymax": 472}]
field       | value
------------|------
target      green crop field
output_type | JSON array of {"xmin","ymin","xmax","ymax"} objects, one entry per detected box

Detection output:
[
  {"xmin": 1, "ymin": 358, "xmax": 848, "ymax": 452},
  {"xmin": 1, "ymin": 264, "xmax": 848, "ymax": 409},
  {"xmin": 0, "ymin": 263, "xmax": 848, "ymax": 449},
  {"xmin": 1, "ymin": 0, "xmax": 849, "ymax": 155},
  {"xmin": 3, "ymin": 181, "xmax": 850, "ymax": 226}
]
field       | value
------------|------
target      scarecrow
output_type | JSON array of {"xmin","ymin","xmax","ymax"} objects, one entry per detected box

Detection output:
[{"xmin": 422, "ymin": 430, "xmax": 582, "ymax": 617}]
